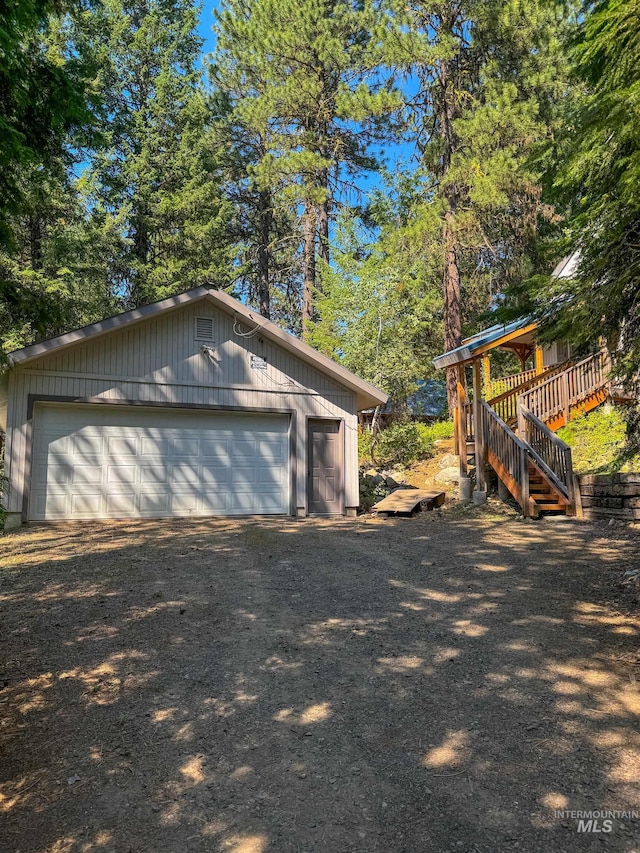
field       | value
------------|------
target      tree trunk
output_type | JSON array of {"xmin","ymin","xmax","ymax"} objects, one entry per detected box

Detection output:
[
  {"xmin": 443, "ymin": 210, "xmax": 462, "ymax": 414},
  {"xmin": 317, "ymin": 169, "xmax": 330, "ymax": 268},
  {"xmin": 302, "ymin": 199, "xmax": 317, "ymax": 337},
  {"xmin": 437, "ymin": 54, "xmax": 463, "ymax": 415},
  {"xmin": 257, "ymin": 189, "xmax": 271, "ymax": 319},
  {"xmin": 132, "ymin": 211, "xmax": 149, "ymax": 308}
]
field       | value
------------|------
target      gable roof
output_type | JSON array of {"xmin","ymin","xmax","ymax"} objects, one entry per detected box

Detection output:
[{"xmin": 6, "ymin": 286, "xmax": 388, "ymax": 411}]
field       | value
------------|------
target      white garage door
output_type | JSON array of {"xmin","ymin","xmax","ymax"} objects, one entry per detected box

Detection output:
[{"xmin": 30, "ymin": 404, "xmax": 290, "ymax": 520}]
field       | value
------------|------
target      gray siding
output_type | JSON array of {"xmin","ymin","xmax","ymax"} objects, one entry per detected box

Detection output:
[{"xmin": 4, "ymin": 301, "xmax": 359, "ymax": 516}]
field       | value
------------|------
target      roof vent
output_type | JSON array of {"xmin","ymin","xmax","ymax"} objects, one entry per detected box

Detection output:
[{"xmin": 195, "ymin": 316, "xmax": 214, "ymax": 341}]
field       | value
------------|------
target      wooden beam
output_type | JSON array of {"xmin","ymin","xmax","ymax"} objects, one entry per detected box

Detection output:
[{"xmin": 503, "ymin": 342, "xmax": 533, "ymax": 372}]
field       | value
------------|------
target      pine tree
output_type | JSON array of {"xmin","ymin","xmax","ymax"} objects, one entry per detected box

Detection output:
[
  {"xmin": 213, "ymin": 0, "xmax": 397, "ymax": 335},
  {"xmin": 87, "ymin": 0, "xmax": 235, "ymax": 308},
  {"xmin": 523, "ymin": 0, "xmax": 640, "ymax": 383},
  {"xmin": 0, "ymin": 3, "xmax": 113, "ymax": 355},
  {"xmin": 382, "ymin": 0, "xmax": 568, "ymax": 410},
  {"xmin": 209, "ymin": 13, "xmax": 301, "ymax": 324},
  {"xmin": 0, "ymin": 0, "xmax": 98, "ymax": 249}
]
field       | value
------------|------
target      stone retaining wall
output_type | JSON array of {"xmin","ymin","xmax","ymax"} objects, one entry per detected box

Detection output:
[{"xmin": 578, "ymin": 473, "xmax": 640, "ymax": 520}]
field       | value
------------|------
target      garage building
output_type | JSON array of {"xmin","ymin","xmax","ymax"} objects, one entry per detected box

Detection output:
[{"xmin": 0, "ymin": 287, "xmax": 387, "ymax": 528}]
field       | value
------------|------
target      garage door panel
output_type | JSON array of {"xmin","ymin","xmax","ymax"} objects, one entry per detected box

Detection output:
[
  {"xmin": 139, "ymin": 493, "xmax": 170, "ymax": 514},
  {"xmin": 258, "ymin": 466, "xmax": 282, "ymax": 485},
  {"xmin": 30, "ymin": 405, "xmax": 289, "ymax": 520},
  {"xmin": 107, "ymin": 436, "xmax": 139, "ymax": 457},
  {"xmin": 141, "ymin": 437, "xmax": 169, "ymax": 457},
  {"xmin": 199, "ymin": 492, "xmax": 228, "ymax": 513},
  {"xmin": 106, "ymin": 494, "xmax": 137, "ymax": 514},
  {"xmin": 201, "ymin": 440, "xmax": 230, "ymax": 462},
  {"xmin": 140, "ymin": 465, "xmax": 168, "ymax": 484},
  {"xmin": 72, "ymin": 465, "xmax": 103, "ymax": 485},
  {"xmin": 171, "ymin": 465, "xmax": 201, "ymax": 485},
  {"xmin": 170, "ymin": 437, "xmax": 201, "ymax": 457},
  {"xmin": 72, "ymin": 434, "xmax": 105, "ymax": 457},
  {"xmin": 170, "ymin": 493, "xmax": 200, "ymax": 513},
  {"xmin": 71, "ymin": 493, "xmax": 102, "ymax": 516},
  {"xmin": 106, "ymin": 466, "xmax": 138, "ymax": 485},
  {"xmin": 201, "ymin": 466, "xmax": 230, "ymax": 486}
]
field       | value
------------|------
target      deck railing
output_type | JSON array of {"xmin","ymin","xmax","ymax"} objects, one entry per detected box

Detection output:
[
  {"xmin": 486, "ymin": 368, "xmax": 537, "ymax": 399},
  {"xmin": 518, "ymin": 404, "xmax": 574, "ymax": 502},
  {"xmin": 487, "ymin": 362, "xmax": 570, "ymax": 426},
  {"xmin": 519, "ymin": 351, "xmax": 608, "ymax": 426}
]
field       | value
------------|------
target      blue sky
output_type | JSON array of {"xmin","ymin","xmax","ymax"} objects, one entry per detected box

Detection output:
[{"xmin": 197, "ymin": 2, "xmax": 218, "ymax": 55}]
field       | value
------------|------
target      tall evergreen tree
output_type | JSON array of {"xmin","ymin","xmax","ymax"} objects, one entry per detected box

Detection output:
[
  {"xmin": 0, "ymin": 2, "xmax": 111, "ymax": 355},
  {"xmin": 310, "ymin": 173, "xmax": 444, "ymax": 404},
  {"xmin": 87, "ymin": 0, "xmax": 235, "ymax": 308},
  {"xmin": 214, "ymin": 0, "xmax": 397, "ymax": 335},
  {"xmin": 519, "ymin": 0, "xmax": 640, "ymax": 384},
  {"xmin": 383, "ymin": 0, "xmax": 568, "ymax": 410},
  {"xmin": 0, "ymin": 0, "xmax": 97, "ymax": 249},
  {"xmin": 209, "ymin": 14, "xmax": 301, "ymax": 324}
]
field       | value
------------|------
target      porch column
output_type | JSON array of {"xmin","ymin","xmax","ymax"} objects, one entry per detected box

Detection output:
[
  {"xmin": 482, "ymin": 355, "xmax": 491, "ymax": 396},
  {"xmin": 456, "ymin": 364, "xmax": 472, "ymax": 502},
  {"xmin": 535, "ymin": 345, "xmax": 544, "ymax": 375},
  {"xmin": 472, "ymin": 357, "xmax": 487, "ymax": 496}
]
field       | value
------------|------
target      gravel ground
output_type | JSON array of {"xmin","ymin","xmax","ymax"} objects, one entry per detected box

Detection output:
[{"xmin": 1, "ymin": 505, "xmax": 639, "ymax": 853}]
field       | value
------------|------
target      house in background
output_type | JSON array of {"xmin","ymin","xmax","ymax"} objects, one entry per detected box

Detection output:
[
  {"xmin": 359, "ymin": 379, "xmax": 448, "ymax": 428},
  {"xmin": 0, "ymin": 287, "xmax": 387, "ymax": 528}
]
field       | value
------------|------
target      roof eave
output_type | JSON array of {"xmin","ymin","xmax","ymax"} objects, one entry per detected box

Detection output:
[{"xmin": 432, "ymin": 346, "xmax": 474, "ymax": 370}]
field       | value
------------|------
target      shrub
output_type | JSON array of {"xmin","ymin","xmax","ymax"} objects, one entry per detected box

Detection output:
[
  {"xmin": 358, "ymin": 428, "xmax": 375, "ymax": 465},
  {"xmin": 359, "ymin": 418, "xmax": 455, "ymax": 469},
  {"xmin": 419, "ymin": 419, "xmax": 454, "ymax": 443},
  {"xmin": 374, "ymin": 421, "xmax": 422, "ymax": 467}
]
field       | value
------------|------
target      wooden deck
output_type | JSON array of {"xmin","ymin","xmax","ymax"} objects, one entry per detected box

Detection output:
[{"xmin": 372, "ymin": 489, "xmax": 445, "ymax": 516}]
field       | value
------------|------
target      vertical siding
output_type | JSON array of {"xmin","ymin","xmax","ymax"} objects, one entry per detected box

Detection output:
[{"xmin": 7, "ymin": 299, "xmax": 364, "ymax": 517}]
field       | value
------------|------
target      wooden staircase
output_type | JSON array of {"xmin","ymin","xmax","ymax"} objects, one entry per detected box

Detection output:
[
  {"xmin": 527, "ymin": 461, "xmax": 571, "ymax": 517},
  {"xmin": 458, "ymin": 351, "xmax": 612, "ymax": 518}
]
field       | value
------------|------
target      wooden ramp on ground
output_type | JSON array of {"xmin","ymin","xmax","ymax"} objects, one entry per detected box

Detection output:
[{"xmin": 372, "ymin": 489, "xmax": 445, "ymax": 516}]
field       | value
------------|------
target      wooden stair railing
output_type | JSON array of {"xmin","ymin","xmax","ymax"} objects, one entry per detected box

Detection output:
[
  {"xmin": 518, "ymin": 404, "xmax": 574, "ymax": 513},
  {"xmin": 479, "ymin": 401, "xmax": 575, "ymax": 517},
  {"xmin": 485, "ymin": 367, "xmax": 538, "ymax": 399},
  {"xmin": 487, "ymin": 362, "xmax": 571, "ymax": 427},
  {"xmin": 518, "ymin": 351, "xmax": 609, "ymax": 430},
  {"xmin": 480, "ymin": 402, "xmax": 530, "ymax": 512}
]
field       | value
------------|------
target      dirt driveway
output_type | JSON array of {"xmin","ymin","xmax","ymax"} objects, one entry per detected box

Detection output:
[{"xmin": 1, "ymin": 507, "xmax": 639, "ymax": 853}]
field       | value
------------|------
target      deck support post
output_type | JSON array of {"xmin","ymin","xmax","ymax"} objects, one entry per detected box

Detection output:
[
  {"xmin": 562, "ymin": 370, "xmax": 570, "ymax": 426},
  {"xmin": 497, "ymin": 478, "xmax": 509, "ymax": 503},
  {"xmin": 472, "ymin": 358, "xmax": 486, "ymax": 494},
  {"xmin": 456, "ymin": 364, "xmax": 468, "ymax": 477}
]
